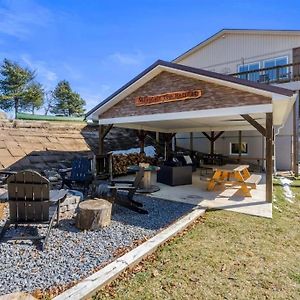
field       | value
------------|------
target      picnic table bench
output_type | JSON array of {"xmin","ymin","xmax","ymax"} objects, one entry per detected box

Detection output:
[{"xmin": 207, "ymin": 164, "xmax": 262, "ymax": 197}]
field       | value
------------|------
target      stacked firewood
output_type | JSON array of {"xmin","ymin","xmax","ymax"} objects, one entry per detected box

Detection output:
[{"xmin": 112, "ymin": 153, "xmax": 157, "ymax": 176}]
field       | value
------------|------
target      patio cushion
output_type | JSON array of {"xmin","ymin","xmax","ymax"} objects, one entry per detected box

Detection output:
[{"xmin": 183, "ymin": 155, "xmax": 193, "ymax": 164}]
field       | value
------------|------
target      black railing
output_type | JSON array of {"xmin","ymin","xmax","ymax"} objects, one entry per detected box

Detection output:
[{"xmin": 231, "ymin": 62, "xmax": 300, "ymax": 84}]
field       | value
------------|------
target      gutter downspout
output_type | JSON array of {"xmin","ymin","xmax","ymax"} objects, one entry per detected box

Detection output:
[{"xmin": 274, "ymin": 124, "xmax": 284, "ymax": 175}]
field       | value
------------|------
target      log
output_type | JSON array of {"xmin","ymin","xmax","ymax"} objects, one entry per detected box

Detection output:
[{"xmin": 75, "ymin": 199, "xmax": 112, "ymax": 230}]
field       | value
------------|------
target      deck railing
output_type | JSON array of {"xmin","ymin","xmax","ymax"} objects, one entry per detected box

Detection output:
[{"xmin": 231, "ymin": 62, "xmax": 300, "ymax": 84}]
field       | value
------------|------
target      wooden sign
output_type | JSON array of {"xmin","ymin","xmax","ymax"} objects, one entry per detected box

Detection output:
[{"xmin": 135, "ymin": 89, "xmax": 202, "ymax": 107}]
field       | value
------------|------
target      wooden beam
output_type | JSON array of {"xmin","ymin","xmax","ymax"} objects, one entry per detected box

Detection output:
[
  {"xmin": 265, "ymin": 113, "xmax": 273, "ymax": 203},
  {"xmin": 98, "ymin": 124, "xmax": 113, "ymax": 155},
  {"xmin": 241, "ymin": 114, "xmax": 266, "ymax": 137},
  {"xmin": 202, "ymin": 131, "xmax": 224, "ymax": 142},
  {"xmin": 212, "ymin": 131, "xmax": 224, "ymax": 142},
  {"xmin": 202, "ymin": 131, "xmax": 224, "ymax": 155},
  {"xmin": 103, "ymin": 124, "xmax": 113, "ymax": 139},
  {"xmin": 202, "ymin": 132, "xmax": 212, "ymax": 141}
]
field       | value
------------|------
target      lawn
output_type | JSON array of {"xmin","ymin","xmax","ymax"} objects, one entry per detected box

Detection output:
[{"xmin": 94, "ymin": 186, "xmax": 300, "ymax": 300}]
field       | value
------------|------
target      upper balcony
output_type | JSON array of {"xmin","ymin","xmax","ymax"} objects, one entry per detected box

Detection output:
[{"xmin": 231, "ymin": 62, "xmax": 300, "ymax": 85}]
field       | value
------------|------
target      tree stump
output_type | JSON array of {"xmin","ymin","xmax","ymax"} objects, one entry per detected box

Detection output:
[{"xmin": 75, "ymin": 199, "xmax": 112, "ymax": 230}]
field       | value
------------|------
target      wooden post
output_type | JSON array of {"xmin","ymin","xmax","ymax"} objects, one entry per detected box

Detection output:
[
  {"xmin": 266, "ymin": 113, "xmax": 273, "ymax": 203},
  {"xmin": 293, "ymin": 94, "xmax": 299, "ymax": 176},
  {"xmin": 163, "ymin": 133, "xmax": 175, "ymax": 160},
  {"xmin": 156, "ymin": 132, "xmax": 159, "ymax": 143},
  {"xmin": 98, "ymin": 124, "xmax": 113, "ymax": 176},
  {"xmin": 138, "ymin": 130, "xmax": 145, "ymax": 154},
  {"xmin": 210, "ymin": 131, "xmax": 215, "ymax": 155},
  {"xmin": 202, "ymin": 131, "xmax": 224, "ymax": 156},
  {"xmin": 173, "ymin": 135, "xmax": 177, "ymax": 151},
  {"xmin": 238, "ymin": 130, "xmax": 242, "ymax": 163},
  {"xmin": 155, "ymin": 132, "xmax": 161, "ymax": 157},
  {"xmin": 98, "ymin": 125, "xmax": 105, "ymax": 155},
  {"xmin": 190, "ymin": 132, "xmax": 194, "ymax": 152},
  {"xmin": 98, "ymin": 124, "xmax": 113, "ymax": 155}
]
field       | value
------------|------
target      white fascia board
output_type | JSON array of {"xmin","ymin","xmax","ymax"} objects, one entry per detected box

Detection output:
[{"xmin": 99, "ymin": 104, "xmax": 272, "ymax": 125}]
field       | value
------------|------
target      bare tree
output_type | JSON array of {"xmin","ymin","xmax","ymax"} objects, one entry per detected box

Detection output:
[{"xmin": 44, "ymin": 91, "xmax": 55, "ymax": 115}]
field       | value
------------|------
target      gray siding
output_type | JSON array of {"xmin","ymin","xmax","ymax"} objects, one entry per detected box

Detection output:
[
  {"xmin": 176, "ymin": 129, "xmax": 293, "ymax": 171},
  {"xmin": 177, "ymin": 32, "xmax": 300, "ymax": 74}
]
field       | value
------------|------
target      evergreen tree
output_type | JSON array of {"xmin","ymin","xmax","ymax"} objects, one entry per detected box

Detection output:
[
  {"xmin": 51, "ymin": 80, "xmax": 85, "ymax": 116},
  {"xmin": 23, "ymin": 82, "xmax": 44, "ymax": 114},
  {"xmin": 0, "ymin": 59, "xmax": 35, "ymax": 118}
]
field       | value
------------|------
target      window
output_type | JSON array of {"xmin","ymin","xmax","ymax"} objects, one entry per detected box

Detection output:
[
  {"xmin": 238, "ymin": 62, "xmax": 260, "ymax": 81},
  {"xmin": 263, "ymin": 56, "xmax": 288, "ymax": 81},
  {"xmin": 230, "ymin": 142, "xmax": 248, "ymax": 155}
]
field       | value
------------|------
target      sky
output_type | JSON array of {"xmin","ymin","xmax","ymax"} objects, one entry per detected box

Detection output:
[{"xmin": 0, "ymin": 0, "xmax": 299, "ymax": 115}]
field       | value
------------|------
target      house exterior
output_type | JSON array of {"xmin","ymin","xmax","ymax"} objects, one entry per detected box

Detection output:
[
  {"xmin": 86, "ymin": 29, "xmax": 299, "ymax": 205},
  {"xmin": 86, "ymin": 58, "xmax": 297, "ymax": 202},
  {"xmin": 173, "ymin": 29, "xmax": 300, "ymax": 171}
]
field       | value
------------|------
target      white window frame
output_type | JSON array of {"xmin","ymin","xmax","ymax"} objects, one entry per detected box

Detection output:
[
  {"xmin": 229, "ymin": 142, "xmax": 248, "ymax": 155},
  {"xmin": 237, "ymin": 61, "xmax": 260, "ymax": 73},
  {"xmin": 263, "ymin": 56, "xmax": 289, "ymax": 68}
]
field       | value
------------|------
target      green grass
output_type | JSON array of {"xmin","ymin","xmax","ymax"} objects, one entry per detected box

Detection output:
[
  {"xmin": 94, "ymin": 185, "xmax": 300, "ymax": 300},
  {"xmin": 16, "ymin": 112, "xmax": 86, "ymax": 122}
]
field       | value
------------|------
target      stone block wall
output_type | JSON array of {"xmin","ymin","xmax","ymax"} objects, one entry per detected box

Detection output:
[{"xmin": 0, "ymin": 119, "xmax": 139, "ymax": 172}]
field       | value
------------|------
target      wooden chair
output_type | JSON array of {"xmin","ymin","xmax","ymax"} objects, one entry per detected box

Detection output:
[
  {"xmin": 60, "ymin": 158, "xmax": 94, "ymax": 194},
  {"xmin": 109, "ymin": 167, "xmax": 148, "ymax": 214},
  {"xmin": 0, "ymin": 170, "xmax": 67, "ymax": 250}
]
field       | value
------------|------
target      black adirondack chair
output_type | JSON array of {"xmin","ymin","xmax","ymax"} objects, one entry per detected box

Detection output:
[
  {"xmin": 60, "ymin": 158, "xmax": 94, "ymax": 194},
  {"xmin": 0, "ymin": 170, "xmax": 67, "ymax": 250},
  {"xmin": 109, "ymin": 167, "xmax": 148, "ymax": 214}
]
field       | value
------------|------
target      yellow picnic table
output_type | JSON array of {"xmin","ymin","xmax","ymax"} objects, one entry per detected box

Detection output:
[{"xmin": 207, "ymin": 164, "xmax": 261, "ymax": 197}]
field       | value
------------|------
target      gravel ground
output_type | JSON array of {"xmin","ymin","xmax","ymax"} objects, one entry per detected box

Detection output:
[{"xmin": 0, "ymin": 195, "xmax": 195, "ymax": 296}]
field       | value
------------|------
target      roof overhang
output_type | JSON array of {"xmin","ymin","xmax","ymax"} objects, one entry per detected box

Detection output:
[
  {"xmin": 86, "ymin": 60, "xmax": 294, "ymax": 121},
  {"xmin": 98, "ymin": 100, "xmax": 296, "ymax": 133},
  {"xmin": 86, "ymin": 60, "xmax": 296, "ymax": 133}
]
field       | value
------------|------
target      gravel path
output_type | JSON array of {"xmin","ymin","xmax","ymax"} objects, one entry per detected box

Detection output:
[{"xmin": 0, "ymin": 195, "xmax": 195, "ymax": 296}]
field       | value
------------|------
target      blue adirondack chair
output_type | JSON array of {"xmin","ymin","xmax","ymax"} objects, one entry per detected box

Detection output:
[{"xmin": 60, "ymin": 158, "xmax": 94, "ymax": 194}]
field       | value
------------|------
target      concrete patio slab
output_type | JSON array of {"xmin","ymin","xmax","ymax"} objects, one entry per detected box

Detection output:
[{"xmin": 121, "ymin": 170, "xmax": 272, "ymax": 219}]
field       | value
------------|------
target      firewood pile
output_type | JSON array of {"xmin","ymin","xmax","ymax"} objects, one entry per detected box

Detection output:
[{"xmin": 112, "ymin": 153, "xmax": 157, "ymax": 176}]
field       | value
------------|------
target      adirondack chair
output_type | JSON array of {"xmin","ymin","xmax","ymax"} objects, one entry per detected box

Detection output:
[
  {"xmin": 109, "ymin": 167, "xmax": 148, "ymax": 214},
  {"xmin": 60, "ymin": 158, "xmax": 94, "ymax": 194},
  {"xmin": 0, "ymin": 170, "xmax": 67, "ymax": 250}
]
